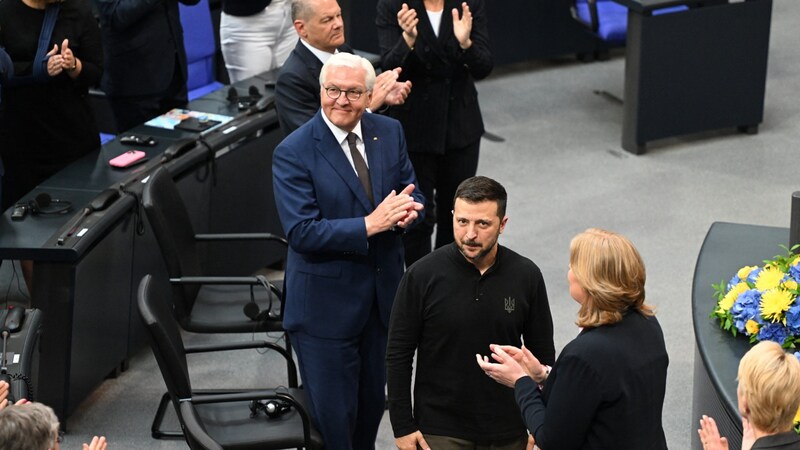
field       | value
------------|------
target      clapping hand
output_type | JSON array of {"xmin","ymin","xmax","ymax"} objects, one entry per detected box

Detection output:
[
  {"xmin": 452, "ymin": 2, "xmax": 473, "ymax": 49},
  {"xmin": 369, "ymin": 68, "xmax": 412, "ymax": 110},
  {"xmin": 397, "ymin": 3, "xmax": 419, "ymax": 49},
  {"xmin": 476, "ymin": 344, "xmax": 528, "ymax": 388},
  {"xmin": 697, "ymin": 415, "xmax": 729, "ymax": 450}
]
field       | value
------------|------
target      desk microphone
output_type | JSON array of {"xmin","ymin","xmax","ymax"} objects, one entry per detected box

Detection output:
[{"xmin": 56, "ymin": 189, "xmax": 121, "ymax": 246}]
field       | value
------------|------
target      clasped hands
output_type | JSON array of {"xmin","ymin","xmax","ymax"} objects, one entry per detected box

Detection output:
[
  {"xmin": 397, "ymin": 2, "xmax": 474, "ymax": 50},
  {"xmin": 365, "ymin": 184, "xmax": 423, "ymax": 237},
  {"xmin": 476, "ymin": 344, "xmax": 547, "ymax": 388},
  {"xmin": 46, "ymin": 38, "xmax": 79, "ymax": 78}
]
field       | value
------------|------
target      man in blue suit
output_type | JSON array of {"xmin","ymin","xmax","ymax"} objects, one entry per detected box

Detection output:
[{"xmin": 272, "ymin": 52, "xmax": 424, "ymax": 449}]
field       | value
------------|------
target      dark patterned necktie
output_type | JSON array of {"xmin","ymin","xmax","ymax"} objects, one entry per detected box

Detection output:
[{"xmin": 346, "ymin": 132, "xmax": 374, "ymax": 204}]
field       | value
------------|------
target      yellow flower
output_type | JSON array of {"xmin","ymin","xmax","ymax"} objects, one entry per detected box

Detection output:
[
  {"xmin": 738, "ymin": 266, "xmax": 759, "ymax": 280},
  {"xmin": 795, "ymin": 406, "xmax": 800, "ymax": 425},
  {"xmin": 760, "ymin": 289, "xmax": 794, "ymax": 322},
  {"xmin": 718, "ymin": 282, "xmax": 749, "ymax": 313},
  {"xmin": 745, "ymin": 320, "xmax": 760, "ymax": 335},
  {"xmin": 792, "ymin": 257, "xmax": 800, "ymax": 267},
  {"xmin": 755, "ymin": 265, "xmax": 786, "ymax": 291},
  {"xmin": 784, "ymin": 280, "xmax": 799, "ymax": 291}
]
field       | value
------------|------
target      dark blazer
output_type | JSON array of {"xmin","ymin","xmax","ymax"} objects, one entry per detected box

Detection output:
[
  {"xmin": 751, "ymin": 431, "xmax": 800, "ymax": 449},
  {"xmin": 274, "ymin": 40, "xmax": 353, "ymax": 135},
  {"xmin": 515, "ymin": 311, "xmax": 669, "ymax": 450},
  {"xmin": 94, "ymin": 0, "xmax": 199, "ymax": 97},
  {"xmin": 376, "ymin": 0, "xmax": 493, "ymax": 154},
  {"xmin": 272, "ymin": 111, "xmax": 423, "ymax": 339}
]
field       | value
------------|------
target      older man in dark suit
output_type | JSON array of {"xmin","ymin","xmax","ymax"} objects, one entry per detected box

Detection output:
[
  {"xmin": 94, "ymin": 0, "xmax": 199, "ymax": 131},
  {"xmin": 273, "ymin": 52, "xmax": 423, "ymax": 449},
  {"xmin": 275, "ymin": 0, "xmax": 411, "ymax": 135}
]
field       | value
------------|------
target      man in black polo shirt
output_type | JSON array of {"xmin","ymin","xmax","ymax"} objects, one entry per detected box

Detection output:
[{"xmin": 387, "ymin": 176, "xmax": 555, "ymax": 450}]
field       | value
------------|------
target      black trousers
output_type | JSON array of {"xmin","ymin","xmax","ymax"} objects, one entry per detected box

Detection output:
[
  {"xmin": 107, "ymin": 58, "xmax": 188, "ymax": 132},
  {"xmin": 403, "ymin": 138, "xmax": 480, "ymax": 267}
]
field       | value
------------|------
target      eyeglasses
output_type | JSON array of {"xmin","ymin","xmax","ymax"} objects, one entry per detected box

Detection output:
[{"xmin": 324, "ymin": 86, "xmax": 365, "ymax": 102}]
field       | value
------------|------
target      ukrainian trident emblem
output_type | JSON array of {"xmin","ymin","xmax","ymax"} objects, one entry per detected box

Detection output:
[{"xmin": 504, "ymin": 297, "xmax": 515, "ymax": 314}]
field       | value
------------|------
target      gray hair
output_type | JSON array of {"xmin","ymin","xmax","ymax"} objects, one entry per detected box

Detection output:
[
  {"xmin": 319, "ymin": 52, "xmax": 376, "ymax": 91},
  {"xmin": 0, "ymin": 402, "xmax": 60, "ymax": 450},
  {"xmin": 291, "ymin": 0, "xmax": 312, "ymax": 21}
]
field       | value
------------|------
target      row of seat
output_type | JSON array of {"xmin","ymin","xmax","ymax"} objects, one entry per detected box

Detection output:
[{"xmin": 139, "ymin": 167, "xmax": 322, "ymax": 449}]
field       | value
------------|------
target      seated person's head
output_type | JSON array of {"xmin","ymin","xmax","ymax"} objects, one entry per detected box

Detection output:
[
  {"xmin": 0, "ymin": 402, "xmax": 60, "ymax": 450},
  {"xmin": 737, "ymin": 340, "xmax": 800, "ymax": 433},
  {"xmin": 569, "ymin": 228, "xmax": 653, "ymax": 328}
]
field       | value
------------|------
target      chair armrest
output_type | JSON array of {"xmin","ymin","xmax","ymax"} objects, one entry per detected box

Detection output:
[
  {"xmin": 194, "ymin": 233, "xmax": 288, "ymax": 247},
  {"xmin": 169, "ymin": 276, "xmax": 282, "ymax": 298},
  {"xmin": 171, "ymin": 276, "xmax": 264, "ymax": 285},
  {"xmin": 184, "ymin": 340, "xmax": 297, "ymax": 387},
  {"xmin": 186, "ymin": 340, "xmax": 284, "ymax": 354}
]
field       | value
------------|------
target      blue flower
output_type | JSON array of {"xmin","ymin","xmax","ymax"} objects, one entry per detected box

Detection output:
[
  {"xmin": 731, "ymin": 289, "xmax": 762, "ymax": 332},
  {"xmin": 790, "ymin": 262, "xmax": 800, "ymax": 284},
  {"xmin": 727, "ymin": 275, "xmax": 742, "ymax": 291},
  {"xmin": 746, "ymin": 268, "xmax": 762, "ymax": 285},
  {"xmin": 795, "ymin": 352, "xmax": 800, "ymax": 364},
  {"xmin": 787, "ymin": 304, "xmax": 800, "ymax": 333},
  {"xmin": 757, "ymin": 322, "xmax": 789, "ymax": 345}
]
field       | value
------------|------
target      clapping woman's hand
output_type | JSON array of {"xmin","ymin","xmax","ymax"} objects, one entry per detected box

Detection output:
[{"xmin": 476, "ymin": 345, "xmax": 527, "ymax": 388}]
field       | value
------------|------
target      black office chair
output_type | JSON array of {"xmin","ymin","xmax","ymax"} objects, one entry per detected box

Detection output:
[
  {"xmin": 142, "ymin": 166, "xmax": 294, "ymax": 437},
  {"xmin": 137, "ymin": 275, "xmax": 323, "ymax": 450}
]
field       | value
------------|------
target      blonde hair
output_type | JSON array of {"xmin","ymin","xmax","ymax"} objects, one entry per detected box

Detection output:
[
  {"xmin": 570, "ymin": 228, "xmax": 654, "ymax": 328},
  {"xmin": 737, "ymin": 340, "xmax": 800, "ymax": 433}
]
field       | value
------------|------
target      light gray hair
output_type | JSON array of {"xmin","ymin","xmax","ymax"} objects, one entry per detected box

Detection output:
[{"xmin": 0, "ymin": 402, "xmax": 60, "ymax": 450}]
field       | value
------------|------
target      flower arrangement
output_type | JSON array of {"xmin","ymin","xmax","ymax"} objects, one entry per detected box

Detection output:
[
  {"xmin": 711, "ymin": 246, "xmax": 800, "ymax": 435},
  {"xmin": 711, "ymin": 245, "xmax": 800, "ymax": 348}
]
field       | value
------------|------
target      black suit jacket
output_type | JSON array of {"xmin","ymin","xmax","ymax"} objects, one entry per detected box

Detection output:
[
  {"xmin": 94, "ymin": 0, "xmax": 199, "ymax": 97},
  {"xmin": 376, "ymin": 0, "xmax": 493, "ymax": 154},
  {"xmin": 274, "ymin": 40, "xmax": 353, "ymax": 135},
  {"xmin": 515, "ymin": 311, "xmax": 669, "ymax": 450}
]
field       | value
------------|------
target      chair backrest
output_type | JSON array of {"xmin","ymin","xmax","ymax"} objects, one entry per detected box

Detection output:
[
  {"xmin": 137, "ymin": 275, "xmax": 193, "ymax": 401},
  {"xmin": 573, "ymin": 0, "xmax": 687, "ymax": 45},
  {"xmin": 179, "ymin": 0, "xmax": 221, "ymax": 98},
  {"xmin": 142, "ymin": 167, "xmax": 203, "ymax": 317}
]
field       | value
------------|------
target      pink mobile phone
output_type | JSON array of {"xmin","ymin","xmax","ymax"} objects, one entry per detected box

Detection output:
[{"xmin": 109, "ymin": 150, "xmax": 147, "ymax": 168}]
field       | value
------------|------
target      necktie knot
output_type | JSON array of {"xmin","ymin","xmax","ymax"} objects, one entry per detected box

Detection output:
[{"xmin": 346, "ymin": 132, "xmax": 358, "ymax": 146}]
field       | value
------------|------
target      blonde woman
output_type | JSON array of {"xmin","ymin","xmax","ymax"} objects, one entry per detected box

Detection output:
[
  {"xmin": 478, "ymin": 228, "xmax": 669, "ymax": 449},
  {"xmin": 698, "ymin": 340, "xmax": 800, "ymax": 450}
]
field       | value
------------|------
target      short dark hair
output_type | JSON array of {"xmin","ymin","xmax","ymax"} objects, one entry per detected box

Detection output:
[{"xmin": 453, "ymin": 176, "xmax": 507, "ymax": 218}]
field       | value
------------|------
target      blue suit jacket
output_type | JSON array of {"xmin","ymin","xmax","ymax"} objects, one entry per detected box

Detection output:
[{"xmin": 273, "ymin": 111, "xmax": 423, "ymax": 339}]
